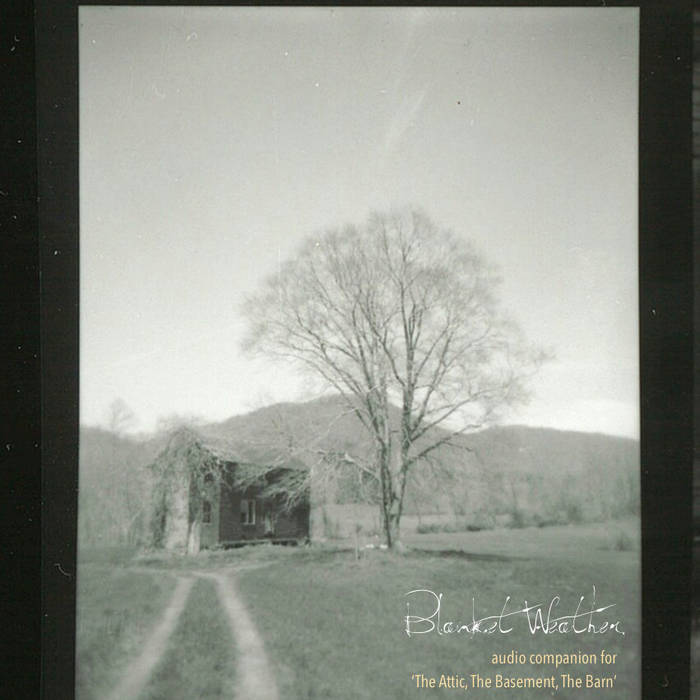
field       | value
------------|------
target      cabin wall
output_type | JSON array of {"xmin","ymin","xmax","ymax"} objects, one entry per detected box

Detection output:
[
  {"xmin": 218, "ymin": 483, "xmax": 309, "ymax": 543},
  {"xmin": 273, "ymin": 502, "xmax": 310, "ymax": 539}
]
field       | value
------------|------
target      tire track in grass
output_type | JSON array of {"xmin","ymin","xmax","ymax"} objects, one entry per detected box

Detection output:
[
  {"xmin": 141, "ymin": 577, "xmax": 237, "ymax": 699},
  {"xmin": 106, "ymin": 575, "xmax": 193, "ymax": 700},
  {"xmin": 195, "ymin": 569, "xmax": 279, "ymax": 700}
]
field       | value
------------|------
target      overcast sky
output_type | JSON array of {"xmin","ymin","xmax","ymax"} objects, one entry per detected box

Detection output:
[{"xmin": 79, "ymin": 7, "xmax": 639, "ymax": 438}]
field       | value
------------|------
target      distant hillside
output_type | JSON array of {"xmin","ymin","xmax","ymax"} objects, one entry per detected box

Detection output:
[
  {"xmin": 465, "ymin": 423, "xmax": 638, "ymax": 478},
  {"xmin": 200, "ymin": 394, "xmax": 373, "ymax": 456},
  {"xmin": 452, "ymin": 424, "xmax": 639, "ymax": 525},
  {"xmin": 79, "ymin": 395, "xmax": 639, "ymax": 545},
  {"xmin": 78, "ymin": 427, "xmax": 165, "ymax": 547},
  {"xmin": 199, "ymin": 396, "xmax": 639, "ymax": 523},
  {"xmin": 201, "ymin": 396, "xmax": 637, "ymax": 467}
]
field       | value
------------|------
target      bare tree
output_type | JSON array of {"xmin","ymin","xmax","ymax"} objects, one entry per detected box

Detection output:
[
  {"xmin": 106, "ymin": 398, "xmax": 136, "ymax": 435},
  {"xmin": 155, "ymin": 412, "xmax": 206, "ymax": 435},
  {"xmin": 242, "ymin": 208, "xmax": 547, "ymax": 548}
]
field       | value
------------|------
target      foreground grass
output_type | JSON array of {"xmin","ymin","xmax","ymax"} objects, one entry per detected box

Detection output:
[
  {"xmin": 131, "ymin": 540, "xmax": 307, "ymax": 571},
  {"xmin": 76, "ymin": 523, "xmax": 641, "ymax": 699},
  {"xmin": 237, "ymin": 547, "xmax": 640, "ymax": 699},
  {"xmin": 75, "ymin": 566, "xmax": 177, "ymax": 699},
  {"xmin": 142, "ymin": 578, "xmax": 236, "ymax": 700}
]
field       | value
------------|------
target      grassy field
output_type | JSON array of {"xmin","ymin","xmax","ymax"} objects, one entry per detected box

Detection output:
[
  {"xmin": 315, "ymin": 504, "xmax": 640, "ymax": 552},
  {"xmin": 403, "ymin": 517, "xmax": 640, "ymax": 561},
  {"xmin": 75, "ymin": 522, "xmax": 640, "ymax": 699},
  {"xmin": 75, "ymin": 564, "xmax": 177, "ymax": 699},
  {"xmin": 141, "ymin": 578, "xmax": 236, "ymax": 700},
  {"xmin": 236, "ymin": 544, "xmax": 640, "ymax": 699}
]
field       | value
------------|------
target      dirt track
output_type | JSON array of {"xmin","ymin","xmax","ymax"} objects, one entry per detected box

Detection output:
[
  {"xmin": 106, "ymin": 564, "xmax": 277, "ymax": 699},
  {"xmin": 196, "ymin": 569, "xmax": 280, "ymax": 700},
  {"xmin": 106, "ymin": 575, "xmax": 194, "ymax": 700}
]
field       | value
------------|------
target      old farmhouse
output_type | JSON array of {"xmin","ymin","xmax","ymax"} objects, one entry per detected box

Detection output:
[{"xmin": 148, "ymin": 428, "xmax": 310, "ymax": 554}]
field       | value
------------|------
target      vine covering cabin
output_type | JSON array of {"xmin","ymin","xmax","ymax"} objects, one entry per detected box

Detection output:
[{"xmin": 148, "ymin": 428, "xmax": 310, "ymax": 554}]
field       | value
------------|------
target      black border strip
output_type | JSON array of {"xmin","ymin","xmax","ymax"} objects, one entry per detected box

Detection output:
[
  {"xmin": 3, "ymin": 0, "xmax": 41, "ymax": 696},
  {"xmin": 36, "ymin": 0, "xmax": 79, "ymax": 696},
  {"xmin": 639, "ymin": 5, "xmax": 693, "ymax": 698}
]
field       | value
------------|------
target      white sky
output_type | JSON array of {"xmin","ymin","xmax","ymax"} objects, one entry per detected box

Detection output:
[{"xmin": 79, "ymin": 7, "xmax": 639, "ymax": 438}]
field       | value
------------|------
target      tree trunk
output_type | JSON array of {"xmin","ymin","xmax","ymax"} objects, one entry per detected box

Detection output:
[
  {"xmin": 382, "ymin": 464, "xmax": 411, "ymax": 550},
  {"xmin": 380, "ymin": 493, "xmax": 404, "ymax": 549},
  {"xmin": 374, "ymin": 403, "xmax": 411, "ymax": 550},
  {"xmin": 385, "ymin": 511, "xmax": 400, "ymax": 549}
]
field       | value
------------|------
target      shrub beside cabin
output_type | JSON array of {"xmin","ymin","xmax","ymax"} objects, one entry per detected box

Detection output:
[{"xmin": 148, "ymin": 428, "xmax": 310, "ymax": 554}]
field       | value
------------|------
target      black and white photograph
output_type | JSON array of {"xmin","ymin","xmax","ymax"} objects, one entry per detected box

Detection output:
[{"xmin": 76, "ymin": 7, "xmax": 641, "ymax": 698}]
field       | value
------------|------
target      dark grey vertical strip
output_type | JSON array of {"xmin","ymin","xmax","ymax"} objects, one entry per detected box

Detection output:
[
  {"xmin": 2, "ymin": 0, "xmax": 41, "ymax": 694},
  {"xmin": 639, "ymin": 6, "xmax": 693, "ymax": 699},
  {"xmin": 36, "ymin": 0, "xmax": 79, "ymax": 696},
  {"xmin": 692, "ymin": 7, "xmax": 700, "ymax": 699}
]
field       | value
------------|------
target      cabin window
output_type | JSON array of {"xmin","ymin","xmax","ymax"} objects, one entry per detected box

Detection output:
[
  {"xmin": 202, "ymin": 500, "xmax": 212, "ymax": 524},
  {"xmin": 240, "ymin": 498, "xmax": 256, "ymax": 525}
]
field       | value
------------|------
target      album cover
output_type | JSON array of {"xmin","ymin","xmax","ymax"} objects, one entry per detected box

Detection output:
[{"xmin": 32, "ymin": 4, "xmax": 693, "ymax": 699}]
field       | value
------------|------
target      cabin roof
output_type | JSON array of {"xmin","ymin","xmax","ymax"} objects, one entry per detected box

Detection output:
[
  {"xmin": 159, "ymin": 426, "xmax": 309, "ymax": 471},
  {"xmin": 199, "ymin": 434, "xmax": 308, "ymax": 471}
]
